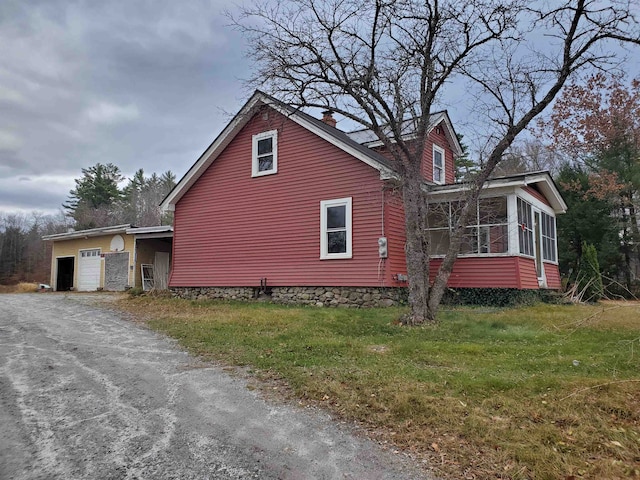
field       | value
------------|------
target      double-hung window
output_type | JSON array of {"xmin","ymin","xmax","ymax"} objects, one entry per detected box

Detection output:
[
  {"xmin": 252, "ymin": 130, "xmax": 278, "ymax": 177},
  {"xmin": 320, "ymin": 197, "xmax": 352, "ymax": 259},
  {"xmin": 433, "ymin": 145, "xmax": 445, "ymax": 184}
]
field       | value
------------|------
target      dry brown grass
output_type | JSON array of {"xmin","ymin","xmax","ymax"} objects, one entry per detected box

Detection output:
[
  {"xmin": 0, "ymin": 282, "xmax": 40, "ymax": 293},
  {"xmin": 116, "ymin": 297, "xmax": 640, "ymax": 479}
]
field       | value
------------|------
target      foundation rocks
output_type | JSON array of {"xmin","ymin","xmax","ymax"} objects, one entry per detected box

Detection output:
[{"xmin": 171, "ymin": 286, "xmax": 407, "ymax": 308}]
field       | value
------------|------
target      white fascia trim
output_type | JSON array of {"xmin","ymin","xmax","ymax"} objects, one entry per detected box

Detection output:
[
  {"xmin": 126, "ymin": 226, "xmax": 173, "ymax": 235},
  {"xmin": 42, "ymin": 224, "xmax": 131, "ymax": 241},
  {"xmin": 437, "ymin": 114, "xmax": 463, "ymax": 157},
  {"xmin": 425, "ymin": 173, "xmax": 566, "ymax": 214},
  {"xmin": 348, "ymin": 112, "xmax": 463, "ymax": 157},
  {"xmin": 517, "ymin": 189, "xmax": 557, "ymax": 217},
  {"xmin": 263, "ymin": 100, "xmax": 391, "ymax": 179},
  {"xmin": 160, "ymin": 94, "xmax": 265, "ymax": 210}
]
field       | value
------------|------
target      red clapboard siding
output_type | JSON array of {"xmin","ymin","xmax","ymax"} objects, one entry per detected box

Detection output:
[
  {"xmin": 171, "ymin": 109, "xmax": 387, "ymax": 288},
  {"xmin": 517, "ymin": 257, "xmax": 539, "ymax": 289},
  {"xmin": 523, "ymin": 186, "xmax": 550, "ymax": 206},
  {"xmin": 369, "ymin": 123, "xmax": 456, "ymax": 185},
  {"xmin": 429, "ymin": 257, "xmax": 524, "ymax": 288},
  {"xmin": 544, "ymin": 262, "xmax": 562, "ymax": 289},
  {"xmin": 383, "ymin": 189, "xmax": 407, "ymax": 286},
  {"xmin": 421, "ymin": 125, "xmax": 456, "ymax": 184}
]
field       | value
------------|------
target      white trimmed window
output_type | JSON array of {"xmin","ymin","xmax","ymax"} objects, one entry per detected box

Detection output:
[
  {"xmin": 320, "ymin": 197, "xmax": 352, "ymax": 259},
  {"xmin": 541, "ymin": 212, "xmax": 557, "ymax": 262},
  {"xmin": 252, "ymin": 130, "xmax": 278, "ymax": 177},
  {"xmin": 433, "ymin": 144, "xmax": 445, "ymax": 184},
  {"xmin": 517, "ymin": 197, "xmax": 534, "ymax": 257}
]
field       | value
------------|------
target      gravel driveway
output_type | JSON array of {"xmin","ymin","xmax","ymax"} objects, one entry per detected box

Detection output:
[{"xmin": 0, "ymin": 293, "xmax": 433, "ymax": 480}]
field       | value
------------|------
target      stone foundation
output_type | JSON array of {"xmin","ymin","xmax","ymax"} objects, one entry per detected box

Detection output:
[
  {"xmin": 172, "ymin": 286, "xmax": 254, "ymax": 301},
  {"xmin": 171, "ymin": 286, "xmax": 407, "ymax": 308}
]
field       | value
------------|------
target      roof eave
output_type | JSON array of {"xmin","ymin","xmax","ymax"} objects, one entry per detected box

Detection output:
[
  {"xmin": 426, "ymin": 172, "xmax": 567, "ymax": 214},
  {"xmin": 160, "ymin": 92, "xmax": 266, "ymax": 210},
  {"xmin": 161, "ymin": 91, "xmax": 393, "ymax": 210},
  {"xmin": 42, "ymin": 224, "xmax": 132, "ymax": 241}
]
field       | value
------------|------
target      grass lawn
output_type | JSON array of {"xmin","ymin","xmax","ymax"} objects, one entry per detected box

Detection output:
[{"xmin": 118, "ymin": 297, "xmax": 640, "ymax": 479}]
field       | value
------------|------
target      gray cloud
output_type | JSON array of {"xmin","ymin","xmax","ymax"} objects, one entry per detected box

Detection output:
[
  {"xmin": 0, "ymin": 0, "xmax": 248, "ymax": 214},
  {"xmin": 2, "ymin": 0, "xmax": 639, "ymax": 217}
]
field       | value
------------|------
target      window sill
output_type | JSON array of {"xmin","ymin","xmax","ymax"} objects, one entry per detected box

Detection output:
[
  {"xmin": 320, "ymin": 253, "xmax": 353, "ymax": 260},
  {"xmin": 251, "ymin": 169, "xmax": 277, "ymax": 178}
]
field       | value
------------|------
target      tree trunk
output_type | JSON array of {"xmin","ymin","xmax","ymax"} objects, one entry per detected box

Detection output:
[{"xmin": 401, "ymin": 175, "xmax": 433, "ymax": 324}]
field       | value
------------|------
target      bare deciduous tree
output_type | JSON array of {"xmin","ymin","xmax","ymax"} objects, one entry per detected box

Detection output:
[{"xmin": 233, "ymin": 0, "xmax": 640, "ymax": 323}]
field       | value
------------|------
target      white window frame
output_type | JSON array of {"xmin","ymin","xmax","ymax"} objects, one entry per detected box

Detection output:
[
  {"xmin": 425, "ymin": 196, "xmax": 509, "ymax": 257},
  {"xmin": 320, "ymin": 197, "xmax": 352, "ymax": 260},
  {"xmin": 517, "ymin": 197, "xmax": 535, "ymax": 258},
  {"xmin": 432, "ymin": 144, "xmax": 445, "ymax": 185},
  {"xmin": 540, "ymin": 212, "xmax": 558, "ymax": 263},
  {"xmin": 252, "ymin": 130, "xmax": 278, "ymax": 177}
]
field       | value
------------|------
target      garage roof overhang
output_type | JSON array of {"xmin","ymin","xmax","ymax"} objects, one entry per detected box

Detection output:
[{"xmin": 42, "ymin": 224, "xmax": 132, "ymax": 242}]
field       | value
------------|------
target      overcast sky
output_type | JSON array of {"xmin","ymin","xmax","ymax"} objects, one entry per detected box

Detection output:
[
  {"xmin": 1, "ymin": 1, "xmax": 639, "ymax": 218},
  {"xmin": 0, "ymin": 0, "xmax": 253, "ymax": 216}
]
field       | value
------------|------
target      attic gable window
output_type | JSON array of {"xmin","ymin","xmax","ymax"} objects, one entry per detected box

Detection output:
[
  {"xmin": 320, "ymin": 197, "xmax": 352, "ymax": 259},
  {"xmin": 252, "ymin": 130, "xmax": 278, "ymax": 177},
  {"xmin": 433, "ymin": 144, "xmax": 445, "ymax": 184}
]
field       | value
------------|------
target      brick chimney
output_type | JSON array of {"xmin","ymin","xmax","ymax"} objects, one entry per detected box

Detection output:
[{"xmin": 321, "ymin": 110, "xmax": 337, "ymax": 128}]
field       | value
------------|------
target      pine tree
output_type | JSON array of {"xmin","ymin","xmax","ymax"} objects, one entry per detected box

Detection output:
[{"xmin": 64, "ymin": 163, "xmax": 123, "ymax": 229}]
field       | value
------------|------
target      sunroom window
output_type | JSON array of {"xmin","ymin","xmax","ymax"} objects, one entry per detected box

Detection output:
[
  {"xmin": 541, "ymin": 212, "xmax": 557, "ymax": 262},
  {"xmin": 426, "ymin": 197, "xmax": 508, "ymax": 255},
  {"xmin": 517, "ymin": 198, "xmax": 534, "ymax": 257},
  {"xmin": 252, "ymin": 130, "xmax": 278, "ymax": 177}
]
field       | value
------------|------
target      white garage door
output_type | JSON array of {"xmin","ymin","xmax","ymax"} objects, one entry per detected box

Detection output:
[{"xmin": 78, "ymin": 249, "xmax": 101, "ymax": 291}]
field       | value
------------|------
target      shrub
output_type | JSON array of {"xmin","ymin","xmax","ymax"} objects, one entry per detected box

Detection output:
[
  {"xmin": 16, "ymin": 282, "xmax": 39, "ymax": 293},
  {"xmin": 576, "ymin": 241, "xmax": 604, "ymax": 302},
  {"xmin": 127, "ymin": 286, "xmax": 145, "ymax": 297},
  {"xmin": 441, "ymin": 287, "xmax": 541, "ymax": 307}
]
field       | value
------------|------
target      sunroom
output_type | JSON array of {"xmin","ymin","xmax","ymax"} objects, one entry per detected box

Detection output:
[{"xmin": 424, "ymin": 171, "xmax": 567, "ymax": 290}]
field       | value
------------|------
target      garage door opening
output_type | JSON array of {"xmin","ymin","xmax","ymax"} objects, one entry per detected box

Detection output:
[
  {"xmin": 78, "ymin": 249, "xmax": 101, "ymax": 291},
  {"xmin": 56, "ymin": 257, "xmax": 74, "ymax": 291}
]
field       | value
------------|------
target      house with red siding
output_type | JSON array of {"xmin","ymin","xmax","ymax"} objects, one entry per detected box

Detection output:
[{"xmin": 161, "ymin": 91, "xmax": 566, "ymax": 306}]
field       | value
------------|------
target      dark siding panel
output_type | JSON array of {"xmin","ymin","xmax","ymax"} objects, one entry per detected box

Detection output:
[{"xmin": 172, "ymin": 110, "xmax": 386, "ymax": 287}]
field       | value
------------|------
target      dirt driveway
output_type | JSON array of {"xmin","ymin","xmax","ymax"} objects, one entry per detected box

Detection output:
[{"xmin": 0, "ymin": 294, "xmax": 433, "ymax": 479}]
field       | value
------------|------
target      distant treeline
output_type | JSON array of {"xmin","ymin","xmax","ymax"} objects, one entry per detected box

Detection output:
[{"xmin": 0, "ymin": 164, "xmax": 177, "ymax": 285}]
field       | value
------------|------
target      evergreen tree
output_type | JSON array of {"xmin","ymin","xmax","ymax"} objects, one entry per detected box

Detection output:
[
  {"xmin": 116, "ymin": 169, "xmax": 176, "ymax": 226},
  {"xmin": 555, "ymin": 165, "xmax": 622, "ymax": 283},
  {"xmin": 64, "ymin": 163, "xmax": 123, "ymax": 229},
  {"xmin": 0, "ymin": 215, "xmax": 26, "ymax": 284},
  {"xmin": 454, "ymin": 134, "xmax": 475, "ymax": 181}
]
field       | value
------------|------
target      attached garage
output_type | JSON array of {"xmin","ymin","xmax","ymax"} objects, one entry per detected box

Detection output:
[{"xmin": 43, "ymin": 224, "xmax": 173, "ymax": 292}]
